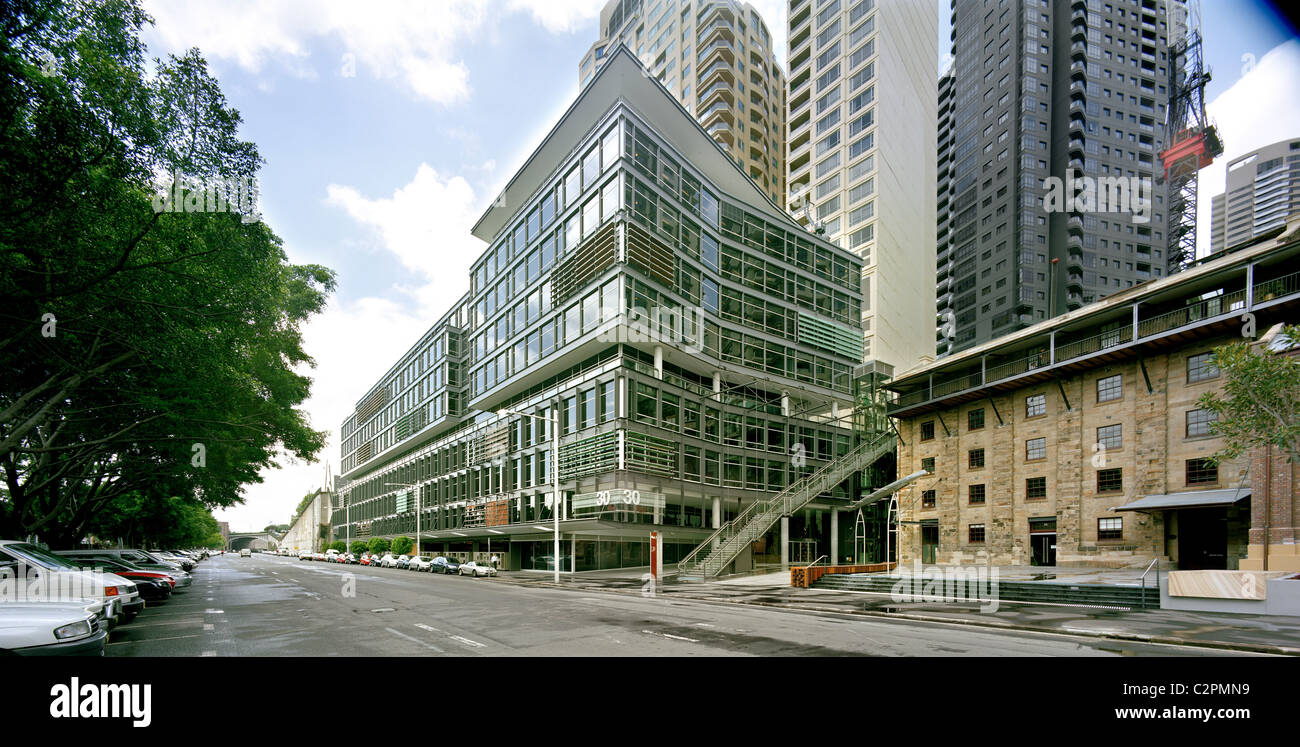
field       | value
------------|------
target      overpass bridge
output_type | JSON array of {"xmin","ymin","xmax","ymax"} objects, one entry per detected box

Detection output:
[{"xmin": 227, "ymin": 532, "xmax": 280, "ymax": 551}]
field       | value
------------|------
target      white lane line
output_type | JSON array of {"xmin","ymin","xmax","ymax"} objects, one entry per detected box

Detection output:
[
  {"xmin": 289, "ymin": 578, "xmax": 300, "ymax": 583},
  {"xmin": 641, "ymin": 630, "xmax": 698, "ymax": 642},
  {"xmin": 384, "ymin": 627, "xmax": 444, "ymax": 653},
  {"xmin": 448, "ymin": 635, "xmax": 486, "ymax": 649},
  {"xmin": 107, "ymin": 634, "xmax": 201, "ymax": 645},
  {"xmin": 201, "ymin": 651, "xmax": 217, "ymax": 657},
  {"xmin": 415, "ymin": 623, "xmax": 441, "ymax": 633},
  {"xmin": 204, "ymin": 609, "xmax": 224, "ymax": 614}
]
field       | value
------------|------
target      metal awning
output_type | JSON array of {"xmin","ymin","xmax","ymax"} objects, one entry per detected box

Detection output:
[{"xmin": 1114, "ymin": 488, "xmax": 1251, "ymax": 512}]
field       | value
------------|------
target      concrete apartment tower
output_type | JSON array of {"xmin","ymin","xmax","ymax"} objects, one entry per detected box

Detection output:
[
  {"xmin": 936, "ymin": 0, "xmax": 1185, "ymax": 358},
  {"xmin": 580, "ymin": 0, "xmax": 788, "ymax": 208},
  {"xmin": 785, "ymin": 0, "xmax": 938, "ymax": 372},
  {"xmin": 1210, "ymin": 138, "xmax": 1300, "ymax": 253}
]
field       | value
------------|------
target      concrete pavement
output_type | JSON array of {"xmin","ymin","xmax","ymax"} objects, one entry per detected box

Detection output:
[{"xmin": 105, "ymin": 554, "xmax": 1275, "ymax": 657}]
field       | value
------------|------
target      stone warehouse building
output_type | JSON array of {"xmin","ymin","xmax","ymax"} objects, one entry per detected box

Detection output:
[
  {"xmin": 334, "ymin": 47, "xmax": 869, "ymax": 572},
  {"xmin": 888, "ymin": 222, "xmax": 1300, "ymax": 569}
]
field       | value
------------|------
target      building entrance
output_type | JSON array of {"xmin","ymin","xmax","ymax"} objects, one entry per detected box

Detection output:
[
  {"xmin": 1029, "ymin": 518, "xmax": 1057, "ymax": 566},
  {"xmin": 1178, "ymin": 508, "xmax": 1228, "ymax": 569},
  {"xmin": 921, "ymin": 523, "xmax": 938, "ymax": 564}
]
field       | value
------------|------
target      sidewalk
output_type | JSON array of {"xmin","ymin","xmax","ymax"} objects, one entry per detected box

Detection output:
[{"xmin": 493, "ymin": 568, "xmax": 1300, "ymax": 655}]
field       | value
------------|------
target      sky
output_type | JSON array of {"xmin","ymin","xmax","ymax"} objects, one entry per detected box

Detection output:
[{"xmin": 133, "ymin": 1, "xmax": 1299, "ymax": 532}]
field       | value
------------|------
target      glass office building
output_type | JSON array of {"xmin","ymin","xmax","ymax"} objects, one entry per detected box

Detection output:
[{"xmin": 335, "ymin": 48, "xmax": 865, "ymax": 572}]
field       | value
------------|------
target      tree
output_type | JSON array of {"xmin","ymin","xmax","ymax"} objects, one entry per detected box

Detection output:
[
  {"xmin": 0, "ymin": 1, "xmax": 335, "ymax": 544},
  {"xmin": 366, "ymin": 537, "xmax": 390, "ymax": 555},
  {"xmin": 1197, "ymin": 325, "xmax": 1300, "ymax": 467},
  {"xmin": 328, "ymin": 540, "xmax": 347, "ymax": 553},
  {"xmin": 349, "ymin": 541, "xmax": 368, "ymax": 556},
  {"xmin": 391, "ymin": 536, "xmax": 414, "ymax": 555}
]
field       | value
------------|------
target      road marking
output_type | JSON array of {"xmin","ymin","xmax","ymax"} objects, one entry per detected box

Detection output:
[
  {"xmin": 448, "ymin": 635, "xmax": 486, "ymax": 648},
  {"xmin": 201, "ymin": 651, "xmax": 217, "ymax": 657},
  {"xmin": 385, "ymin": 627, "xmax": 444, "ymax": 652},
  {"xmin": 289, "ymin": 578, "xmax": 300, "ymax": 583},
  {"xmin": 204, "ymin": 609, "xmax": 224, "ymax": 614},
  {"xmin": 203, "ymin": 624, "xmax": 214, "ymax": 631},
  {"xmin": 415, "ymin": 623, "xmax": 441, "ymax": 633},
  {"xmin": 107, "ymin": 634, "xmax": 201, "ymax": 645},
  {"xmin": 694, "ymin": 623, "xmax": 716, "ymax": 628},
  {"xmin": 371, "ymin": 607, "xmax": 396, "ymax": 613},
  {"xmin": 642, "ymin": 630, "xmax": 698, "ymax": 642}
]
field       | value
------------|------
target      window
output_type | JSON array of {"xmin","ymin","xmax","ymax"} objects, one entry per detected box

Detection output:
[
  {"xmin": 1187, "ymin": 352, "xmax": 1219, "ymax": 383},
  {"xmin": 1097, "ymin": 424, "xmax": 1122, "ymax": 450},
  {"xmin": 920, "ymin": 420, "xmax": 935, "ymax": 440},
  {"xmin": 1097, "ymin": 374, "xmax": 1122, "ymax": 402},
  {"xmin": 1186, "ymin": 408, "xmax": 1217, "ymax": 438},
  {"xmin": 968, "ymin": 448, "xmax": 985, "ymax": 469},
  {"xmin": 1186, "ymin": 458, "xmax": 1218, "ymax": 485},
  {"xmin": 1097, "ymin": 468, "xmax": 1123, "ymax": 493},
  {"xmin": 968, "ymin": 524, "xmax": 986, "ymax": 543},
  {"xmin": 1026, "ymin": 476, "xmax": 1047, "ymax": 500},
  {"xmin": 922, "ymin": 490, "xmax": 936, "ymax": 508},
  {"xmin": 1025, "ymin": 437, "xmax": 1046, "ymax": 461},
  {"xmin": 1026, "ymin": 393, "xmax": 1046, "ymax": 417},
  {"xmin": 969, "ymin": 484, "xmax": 986, "ymax": 505},
  {"xmin": 921, "ymin": 457, "xmax": 935, "ymax": 473},
  {"xmin": 1098, "ymin": 517, "xmax": 1123, "ymax": 540},
  {"xmin": 968, "ymin": 408, "xmax": 985, "ymax": 431}
]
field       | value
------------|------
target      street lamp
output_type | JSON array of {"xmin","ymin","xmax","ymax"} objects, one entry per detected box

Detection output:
[
  {"xmin": 386, "ymin": 481, "xmax": 425, "ymax": 558},
  {"xmin": 498, "ymin": 406, "xmax": 562, "ymax": 583}
]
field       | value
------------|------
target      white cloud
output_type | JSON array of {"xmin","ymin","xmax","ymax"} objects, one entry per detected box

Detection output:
[
  {"xmin": 507, "ymin": 0, "xmax": 606, "ymax": 34},
  {"xmin": 143, "ymin": 0, "xmax": 612, "ymax": 105},
  {"xmin": 1196, "ymin": 39, "xmax": 1300, "ymax": 254},
  {"xmin": 324, "ymin": 164, "xmax": 485, "ymax": 315}
]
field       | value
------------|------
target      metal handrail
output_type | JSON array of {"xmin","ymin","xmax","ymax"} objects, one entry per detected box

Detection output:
[
  {"xmin": 677, "ymin": 432, "xmax": 894, "ymax": 576},
  {"xmin": 803, "ymin": 554, "xmax": 828, "ymax": 570},
  {"xmin": 1139, "ymin": 557, "xmax": 1159, "ymax": 609}
]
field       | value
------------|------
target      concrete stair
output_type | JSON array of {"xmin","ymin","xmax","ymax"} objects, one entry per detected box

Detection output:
[{"xmin": 813, "ymin": 572, "xmax": 1158, "ymax": 609}]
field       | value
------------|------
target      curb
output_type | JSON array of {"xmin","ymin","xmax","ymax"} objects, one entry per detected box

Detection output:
[{"xmin": 493, "ymin": 577, "xmax": 1300, "ymax": 656}]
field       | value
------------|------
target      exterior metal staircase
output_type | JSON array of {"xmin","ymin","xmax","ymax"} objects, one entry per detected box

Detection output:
[{"xmin": 676, "ymin": 431, "xmax": 896, "ymax": 579}]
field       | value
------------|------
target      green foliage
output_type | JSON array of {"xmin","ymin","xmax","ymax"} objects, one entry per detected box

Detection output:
[
  {"xmin": 328, "ymin": 540, "xmax": 347, "ymax": 553},
  {"xmin": 366, "ymin": 537, "xmax": 390, "ymax": 555},
  {"xmin": 0, "ymin": 0, "xmax": 336, "ymax": 545},
  {"xmin": 391, "ymin": 536, "xmax": 414, "ymax": 555},
  {"xmin": 349, "ymin": 541, "xmax": 368, "ymax": 556},
  {"xmin": 1198, "ymin": 325, "xmax": 1300, "ymax": 466},
  {"xmin": 86, "ymin": 491, "xmax": 221, "ymax": 548}
]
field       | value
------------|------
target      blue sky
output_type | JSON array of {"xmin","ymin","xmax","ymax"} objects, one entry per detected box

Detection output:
[{"xmin": 134, "ymin": 1, "xmax": 1299, "ymax": 531}]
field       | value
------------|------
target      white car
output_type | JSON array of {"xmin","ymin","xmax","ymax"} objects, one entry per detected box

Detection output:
[
  {"xmin": 239, "ymin": 548, "xmax": 251, "ymax": 557},
  {"xmin": 408, "ymin": 556, "xmax": 433, "ymax": 571},
  {"xmin": 298, "ymin": 550, "xmax": 313, "ymax": 561},
  {"xmin": 459, "ymin": 561, "xmax": 497, "ymax": 578},
  {"xmin": 324, "ymin": 549, "xmax": 340, "ymax": 562},
  {"xmin": 0, "ymin": 541, "xmax": 141, "ymax": 627},
  {"xmin": 0, "ymin": 602, "xmax": 108, "ymax": 656},
  {"xmin": 378, "ymin": 553, "xmax": 398, "ymax": 568}
]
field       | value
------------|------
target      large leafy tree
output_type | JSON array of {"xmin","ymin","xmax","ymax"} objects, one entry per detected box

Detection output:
[
  {"xmin": 1197, "ymin": 325, "xmax": 1300, "ymax": 466},
  {"xmin": 0, "ymin": 0, "xmax": 335, "ymax": 544}
]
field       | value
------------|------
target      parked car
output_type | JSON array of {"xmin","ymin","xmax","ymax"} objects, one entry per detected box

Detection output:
[
  {"xmin": 459, "ymin": 561, "xmax": 497, "ymax": 578},
  {"xmin": 358, "ymin": 554, "xmax": 372, "ymax": 566},
  {"xmin": 0, "ymin": 602, "xmax": 108, "ymax": 656},
  {"xmin": 298, "ymin": 550, "xmax": 312, "ymax": 561},
  {"xmin": 0, "ymin": 541, "xmax": 142, "ymax": 627},
  {"xmin": 72, "ymin": 558, "xmax": 174, "ymax": 602},
  {"xmin": 55, "ymin": 549, "xmax": 192, "ymax": 590},
  {"xmin": 148, "ymin": 550, "xmax": 194, "ymax": 572},
  {"xmin": 341, "ymin": 553, "xmax": 356, "ymax": 564},
  {"xmin": 239, "ymin": 548, "xmax": 251, "ymax": 558},
  {"xmin": 324, "ymin": 549, "xmax": 340, "ymax": 562},
  {"xmin": 394, "ymin": 555, "xmax": 411, "ymax": 570},
  {"xmin": 408, "ymin": 556, "xmax": 433, "ymax": 572},
  {"xmin": 431, "ymin": 556, "xmax": 459, "ymax": 575},
  {"xmin": 378, "ymin": 553, "xmax": 398, "ymax": 568}
]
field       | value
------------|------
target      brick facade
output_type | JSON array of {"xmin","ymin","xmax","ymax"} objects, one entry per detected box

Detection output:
[{"xmin": 897, "ymin": 334, "xmax": 1249, "ymax": 569}]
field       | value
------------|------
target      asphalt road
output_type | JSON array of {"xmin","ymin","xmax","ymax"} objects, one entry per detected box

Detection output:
[{"xmin": 105, "ymin": 553, "xmax": 1255, "ymax": 657}]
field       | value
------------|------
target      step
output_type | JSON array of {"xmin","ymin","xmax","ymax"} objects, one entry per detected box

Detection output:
[{"xmin": 813, "ymin": 573, "xmax": 1157, "ymax": 608}]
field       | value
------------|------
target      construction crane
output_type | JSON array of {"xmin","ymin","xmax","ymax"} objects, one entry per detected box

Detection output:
[{"xmin": 1159, "ymin": 0, "xmax": 1223, "ymax": 271}]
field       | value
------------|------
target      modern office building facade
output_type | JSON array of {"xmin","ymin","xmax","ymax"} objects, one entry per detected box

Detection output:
[
  {"xmin": 936, "ymin": 0, "xmax": 1186, "ymax": 358},
  {"xmin": 336, "ymin": 49, "xmax": 866, "ymax": 572},
  {"xmin": 1210, "ymin": 138, "xmax": 1300, "ymax": 253},
  {"xmin": 580, "ymin": 0, "xmax": 788, "ymax": 208},
  {"xmin": 889, "ymin": 224, "xmax": 1300, "ymax": 569},
  {"xmin": 786, "ymin": 0, "xmax": 938, "ymax": 371}
]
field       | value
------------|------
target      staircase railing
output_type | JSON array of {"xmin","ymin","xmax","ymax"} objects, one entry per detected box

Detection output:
[{"xmin": 676, "ymin": 432, "xmax": 895, "ymax": 578}]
